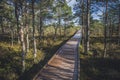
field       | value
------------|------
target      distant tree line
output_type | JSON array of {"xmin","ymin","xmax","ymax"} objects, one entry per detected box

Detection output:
[
  {"xmin": 0, "ymin": 0, "xmax": 75, "ymax": 72},
  {"xmin": 74, "ymin": 0, "xmax": 120, "ymax": 57}
]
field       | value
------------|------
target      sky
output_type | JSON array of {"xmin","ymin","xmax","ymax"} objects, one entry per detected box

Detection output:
[
  {"xmin": 67, "ymin": 0, "xmax": 101, "ymax": 20},
  {"xmin": 92, "ymin": 11, "xmax": 102, "ymax": 20},
  {"xmin": 67, "ymin": 0, "xmax": 76, "ymax": 12},
  {"xmin": 67, "ymin": 0, "xmax": 76, "ymax": 7}
]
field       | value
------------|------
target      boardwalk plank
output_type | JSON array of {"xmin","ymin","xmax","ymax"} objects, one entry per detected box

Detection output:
[{"xmin": 33, "ymin": 30, "xmax": 81, "ymax": 80}]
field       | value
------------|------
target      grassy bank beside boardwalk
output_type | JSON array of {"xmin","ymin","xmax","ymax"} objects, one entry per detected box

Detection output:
[
  {"xmin": 0, "ymin": 27, "xmax": 79, "ymax": 80},
  {"xmin": 79, "ymin": 37, "xmax": 120, "ymax": 80}
]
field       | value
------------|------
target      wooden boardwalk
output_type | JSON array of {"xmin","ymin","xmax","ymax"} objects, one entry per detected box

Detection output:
[{"xmin": 33, "ymin": 30, "xmax": 81, "ymax": 80}]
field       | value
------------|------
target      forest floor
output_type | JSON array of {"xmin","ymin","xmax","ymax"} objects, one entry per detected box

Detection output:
[
  {"xmin": 0, "ymin": 27, "xmax": 78, "ymax": 80},
  {"xmin": 80, "ymin": 37, "xmax": 120, "ymax": 80}
]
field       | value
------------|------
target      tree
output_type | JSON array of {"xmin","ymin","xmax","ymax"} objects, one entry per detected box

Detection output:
[
  {"xmin": 118, "ymin": 1, "xmax": 120, "ymax": 45},
  {"xmin": 24, "ymin": 0, "xmax": 29, "ymax": 53},
  {"xmin": 74, "ymin": 0, "xmax": 90, "ymax": 54},
  {"xmin": 32, "ymin": 0, "xmax": 37, "ymax": 62},
  {"xmin": 85, "ymin": 0, "xmax": 90, "ymax": 54},
  {"xmin": 14, "ymin": 0, "xmax": 20, "ymax": 43}
]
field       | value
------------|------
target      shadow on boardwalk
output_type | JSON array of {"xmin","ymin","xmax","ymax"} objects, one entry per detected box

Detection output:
[
  {"xmin": 18, "ymin": 36, "xmax": 73, "ymax": 80},
  {"xmin": 33, "ymin": 30, "xmax": 81, "ymax": 80}
]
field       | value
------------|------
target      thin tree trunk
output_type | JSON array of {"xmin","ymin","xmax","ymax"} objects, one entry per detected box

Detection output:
[
  {"xmin": 39, "ymin": 3, "xmax": 43, "ymax": 40},
  {"xmin": 109, "ymin": 18, "xmax": 112, "ymax": 50},
  {"xmin": 25, "ymin": 2, "xmax": 29, "ymax": 53},
  {"xmin": 111, "ymin": 21, "xmax": 114, "ymax": 36},
  {"xmin": 64, "ymin": 21, "xmax": 67, "ymax": 38},
  {"xmin": 54, "ymin": 26, "xmax": 57, "ymax": 40},
  {"xmin": 58, "ymin": 17, "xmax": 61, "ymax": 36},
  {"xmin": 81, "ymin": 0, "xmax": 85, "ymax": 53},
  {"xmin": 39, "ymin": 15, "xmax": 43, "ymax": 49},
  {"xmin": 10, "ymin": 26, "xmax": 14, "ymax": 47},
  {"xmin": 82, "ymin": 12, "xmax": 85, "ymax": 53},
  {"xmin": 104, "ymin": 0, "xmax": 108, "ymax": 58},
  {"xmin": 118, "ymin": 3, "xmax": 120, "ymax": 45},
  {"xmin": 87, "ymin": 0, "xmax": 90, "ymax": 51},
  {"xmin": 20, "ymin": 27, "xmax": 26, "ymax": 72},
  {"xmin": 15, "ymin": 2, "xmax": 20, "ymax": 44},
  {"xmin": 20, "ymin": 2, "xmax": 26, "ymax": 72},
  {"xmin": 85, "ymin": 0, "xmax": 90, "ymax": 54},
  {"xmin": 26, "ymin": 25, "xmax": 29, "ymax": 53},
  {"xmin": 39, "ymin": 16, "xmax": 43, "ymax": 40},
  {"xmin": 58, "ymin": 7, "xmax": 62, "ymax": 36},
  {"xmin": 1, "ymin": 21, "xmax": 4, "ymax": 34},
  {"xmin": 32, "ymin": 0, "xmax": 37, "ymax": 62},
  {"xmin": 84, "ymin": 15, "xmax": 87, "ymax": 54}
]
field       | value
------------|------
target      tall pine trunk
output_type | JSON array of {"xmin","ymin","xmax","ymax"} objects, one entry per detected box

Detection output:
[
  {"xmin": 32, "ymin": 0, "xmax": 37, "ymax": 62},
  {"xmin": 20, "ymin": 27, "xmax": 26, "ymax": 72},
  {"xmin": 26, "ymin": 26, "xmax": 29, "ymax": 53},
  {"xmin": 82, "ymin": 11, "xmax": 85, "ymax": 53},
  {"xmin": 104, "ymin": 0, "xmax": 108, "ymax": 57},
  {"xmin": 10, "ymin": 25, "xmax": 14, "ymax": 47},
  {"xmin": 87, "ymin": 0, "xmax": 90, "ymax": 51},
  {"xmin": 81, "ymin": 0, "xmax": 85, "ymax": 53},
  {"xmin": 39, "ymin": 3, "xmax": 43, "ymax": 41},
  {"xmin": 53, "ymin": 22, "xmax": 57, "ymax": 40},
  {"xmin": 118, "ymin": 3, "xmax": 120, "ymax": 45},
  {"xmin": 58, "ymin": 7, "xmax": 62, "ymax": 36},
  {"xmin": 15, "ymin": 2, "xmax": 20, "ymax": 44},
  {"xmin": 85, "ymin": 0, "xmax": 90, "ymax": 54},
  {"xmin": 25, "ymin": 2, "xmax": 29, "ymax": 53},
  {"xmin": 39, "ymin": 16, "xmax": 43, "ymax": 40},
  {"xmin": 109, "ymin": 18, "xmax": 112, "ymax": 50}
]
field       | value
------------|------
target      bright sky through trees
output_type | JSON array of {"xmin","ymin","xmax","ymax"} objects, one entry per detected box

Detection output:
[{"xmin": 68, "ymin": 0, "xmax": 101, "ymax": 20}]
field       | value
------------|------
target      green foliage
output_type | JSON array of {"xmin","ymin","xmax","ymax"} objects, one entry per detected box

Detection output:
[
  {"xmin": 0, "ymin": 43, "xmax": 21, "ymax": 80},
  {"xmin": 90, "ymin": 20, "xmax": 104, "ymax": 37},
  {"xmin": 80, "ymin": 34, "xmax": 120, "ymax": 80},
  {"xmin": 0, "ymin": 27, "xmax": 77, "ymax": 80}
]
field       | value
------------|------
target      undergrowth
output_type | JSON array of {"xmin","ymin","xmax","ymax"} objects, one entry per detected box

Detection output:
[
  {"xmin": 0, "ymin": 27, "xmax": 78, "ymax": 80},
  {"xmin": 79, "ymin": 37, "xmax": 120, "ymax": 80}
]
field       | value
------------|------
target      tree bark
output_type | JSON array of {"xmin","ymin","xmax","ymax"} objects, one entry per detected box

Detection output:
[
  {"xmin": 118, "ymin": 3, "xmax": 120, "ymax": 45},
  {"xmin": 10, "ymin": 25, "xmax": 14, "ymax": 47},
  {"xmin": 64, "ymin": 20, "xmax": 67, "ymax": 38},
  {"xmin": 14, "ymin": 2, "xmax": 20, "ymax": 44},
  {"xmin": 25, "ymin": 24, "xmax": 29, "ymax": 53},
  {"xmin": 81, "ymin": 0, "xmax": 85, "ymax": 53},
  {"xmin": 109, "ymin": 18, "xmax": 112, "ymax": 50},
  {"xmin": 104, "ymin": 0, "xmax": 108, "ymax": 58},
  {"xmin": 20, "ymin": 27, "xmax": 26, "ymax": 72},
  {"xmin": 1, "ymin": 21, "xmax": 5, "ymax": 34},
  {"xmin": 32, "ymin": 0, "xmax": 37, "ymax": 62},
  {"xmin": 58, "ymin": 17, "xmax": 61, "ymax": 36},
  {"xmin": 58, "ymin": 7, "xmax": 62, "ymax": 36},
  {"xmin": 85, "ymin": 0, "xmax": 90, "ymax": 54},
  {"xmin": 82, "ymin": 13, "xmax": 85, "ymax": 53},
  {"xmin": 25, "ymin": 2, "xmax": 29, "ymax": 53},
  {"xmin": 54, "ymin": 24, "xmax": 57, "ymax": 40},
  {"xmin": 39, "ymin": 16, "xmax": 43, "ymax": 40}
]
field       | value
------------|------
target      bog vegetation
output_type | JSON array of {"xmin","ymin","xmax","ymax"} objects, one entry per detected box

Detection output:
[
  {"xmin": 0, "ymin": 0, "xmax": 120, "ymax": 80},
  {"xmin": 0, "ymin": 0, "xmax": 79, "ymax": 79},
  {"xmin": 75, "ymin": 0, "xmax": 120, "ymax": 80}
]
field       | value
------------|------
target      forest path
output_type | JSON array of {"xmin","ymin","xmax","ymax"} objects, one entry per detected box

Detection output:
[{"xmin": 33, "ymin": 30, "xmax": 82, "ymax": 80}]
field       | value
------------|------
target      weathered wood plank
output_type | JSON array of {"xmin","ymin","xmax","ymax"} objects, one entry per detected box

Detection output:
[{"xmin": 33, "ymin": 30, "xmax": 81, "ymax": 80}]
